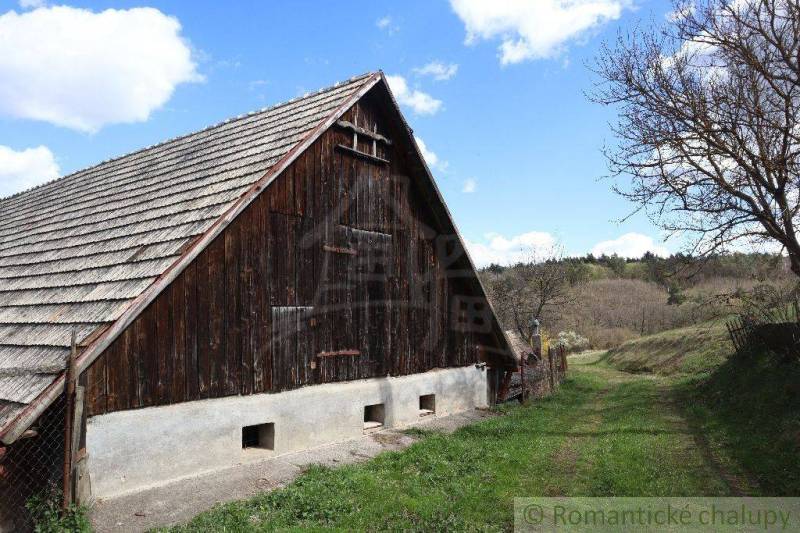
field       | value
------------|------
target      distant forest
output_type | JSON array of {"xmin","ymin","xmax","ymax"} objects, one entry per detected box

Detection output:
[{"xmin": 479, "ymin": 252, "xmax": 794, "ymax": 349}]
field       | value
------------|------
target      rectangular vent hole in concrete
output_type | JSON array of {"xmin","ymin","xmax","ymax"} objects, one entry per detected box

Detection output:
[
  {"xmin": 419, "ymin": 394, "xmax": 435, "ymax": 416},
  {"xmin": 364, "ymin": 403, "xmax": 385, "ymax": 431},
  {"xmin": 242, "ymin": 422, "xmax": 275, "ymax": 450}
]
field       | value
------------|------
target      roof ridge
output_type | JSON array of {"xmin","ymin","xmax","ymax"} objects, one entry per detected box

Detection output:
[{"xmin": 0, "ymin": 72, "xmax": 377, "ymax": 204}]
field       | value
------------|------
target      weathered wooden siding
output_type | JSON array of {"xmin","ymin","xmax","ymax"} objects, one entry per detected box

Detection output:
[{"xmin": 83, "ymin": 88, "xmax": 504, "ymax": 416}]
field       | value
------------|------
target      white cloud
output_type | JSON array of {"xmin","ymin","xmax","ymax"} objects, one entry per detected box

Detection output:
[
  {"xmin": 376, "ymin": 15, "xmax": 398, "ymax": 34},
  {"xmin": 0, "ymin": 145, "xmax": 60, "ymax": 197},
  {"xmin": 415, "ymin": 136, "xmax": 438, "ymax": 167},
  {"xmin": 666, "ymin": 3, "xmax": 695, "ymax": 22},
  {"xmin": 0, "ymin": 6, "xmax": 202, "ymax": 132},
  {"xmin": 414, "ymin": 135, "xmax": 448, "ymax": 171},
  {"xmin": 465, "ymin": 231, "xmax": 558, "ymax": 267},
  {"xmin": 19, "ymin": 0, "xmax": 45, "ymax": 8},
  {"xmin": 591, "ymin": 233, "xmax": 670, "ymax": 258},
  {"xmin": 462, "ymin": 178, "xmax": 477, "ymax": 193},
  {"xmin": 386, "ymin": 75, "xmax": 442, "ymax": 115},
  {"xmin": 450, "ymin": 0, "xmax": 632, "ymax": 64},
  {"xmin": 414, "ymin": 61, "xmax": 459, "ymax": 81}
]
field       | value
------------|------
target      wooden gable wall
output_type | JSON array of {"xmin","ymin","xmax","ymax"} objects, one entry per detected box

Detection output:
[{"xmin": 82, "ymin": 87, "xmax": 506, "ymax": 417}]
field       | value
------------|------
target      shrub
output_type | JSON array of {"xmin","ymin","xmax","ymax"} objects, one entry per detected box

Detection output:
[
  {"xmin": 667, "ymin": 284, "xmax": 685, "ymax": 305},
  {"xmin": 555, "ymin": 330, "xmax": 590, "ymax": 353},
  {"xmin": 26, "ymin": 485, "xmax": 91, "ymax": 533}
]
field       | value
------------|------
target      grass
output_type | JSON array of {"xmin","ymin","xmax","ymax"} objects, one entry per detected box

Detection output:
[
  {"xmin": 603, "ymin": 320, "xmax": 800, "ymax": 495},
  {"xmin": 601, "ymin": 319, "xmax": 731, "ymax": 376},
  {"xmin": 160, "ymin": 354, "xmax": 738, "ymax": 532},
  {"xmin": 677, "ymin": 350, "xmax": 800, "ymax": 495}
]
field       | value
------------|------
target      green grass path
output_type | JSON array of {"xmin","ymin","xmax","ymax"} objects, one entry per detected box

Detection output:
[{"xmin": 162, "ymin": 355, "xmax": 750, "ymax": 531}]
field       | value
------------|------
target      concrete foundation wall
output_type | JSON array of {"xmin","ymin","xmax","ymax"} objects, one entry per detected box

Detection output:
[{"xmin": 86, "ymin": 366, "xmax": 488, "ymax": 498}]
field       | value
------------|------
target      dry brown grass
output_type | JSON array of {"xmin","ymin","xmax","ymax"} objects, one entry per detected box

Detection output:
[{"xmin": 551, "ymin": 277, "xmax": 789, "ymax": 349}]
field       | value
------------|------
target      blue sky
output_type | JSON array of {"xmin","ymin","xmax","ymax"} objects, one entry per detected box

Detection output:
[{"xmin": 0, "ymin": 0, "xmax": 676, "ymax": 265}]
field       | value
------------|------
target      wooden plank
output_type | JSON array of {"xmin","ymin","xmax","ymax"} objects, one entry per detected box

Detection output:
[
  {"xmin": 323, "ymin": 244, "xmax": 357, "ymax": 256},
  {"xmin": 271, "ymin": 307, "xmax": 290, "ymax": 391},
  {"xmin": 270, "ymin": 212, "xmax": 288, "ymax": 305},
  {"xmin": 155, "ymin": 292, "xmax": 172, "ymax": 405},
  {"xmin": 105, "ymin": 329, "xmax": 131, "ymax": 411},
  {"xmin": 71, "ymin": 385, "xmax": 84, "ymax": 469},
  {"xmin": 124, "ymin": 326, "xmax": 138, "ymax": 410},
  {"xmin": 171, "ymin": 274, "xmax": 187, "ymax": 402},
  {"xmin": 335, "ymin": 120, "xmax": 393, "ymax": 145},
  {"xmin": 101, "ymin": 337, "xmax": 120, "ymax": 412},
  {"xmin": 184, "ymin": 262, "xmax": 200, "ymax": 400},
  {"xmin": 297, "ymin": 216, "xmax": 316, "ymax": 307},
  {"xmin": 317, "ymin": 350, "xmax": 360, "ymax": 357},
  {"xmin": 138, "ymin": 302, "xmax": 158, "ymax": 406},
  {"xmin": 131, "ymin": 317, "xmax": 144, "ymax": 407},
  {"xmin": 78, "ymin": 324, "xmax": 111, "ymax": 349},
  {"xmin": 207, "ymin": 238, "xmax": 226, "ymax": 397},
  {"xmin": 239, "ymin": 208, "xmax": 255, "ymax": 397},
  {"xmin": 84, "ymin": 354, "xmax": 106, "ymax": 416},
  {"xmin": 335, "ymin": 144, "xmax": 390, "ymax": 166},
  {"xmin": 285, "ymin": 163, "xmax": 296, "ymax": 217},
  {"xmin": 224, "ymin": 223, "xmax": 241, "ymax": 396},
  {"xmin": 255, "ymin": 198, "xmax": 271, "ymax": 392},
  {"xmin": 287, "ymin": 215, "xmax": 298, "ymax": 306},
  {"xmin": 195, "ymin": 250, "xmax": 211, "ymax": 398},
  {"xmin": 294, "ymin": 149, "xmax": 306, "ymax": 216}
]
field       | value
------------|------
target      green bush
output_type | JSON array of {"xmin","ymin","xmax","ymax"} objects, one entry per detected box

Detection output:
[{"xmin": 667, "ymin": 284, "xmax": 686, "ymax": 305}]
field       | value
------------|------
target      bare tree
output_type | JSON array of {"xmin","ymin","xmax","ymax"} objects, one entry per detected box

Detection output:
[
  {"xmin": 593, "ymin": 0, "xmax": 800, "ymax": 278},
  {"xmin": 485, "ymin": 249, "xmax": 573, "ymax": 343}
]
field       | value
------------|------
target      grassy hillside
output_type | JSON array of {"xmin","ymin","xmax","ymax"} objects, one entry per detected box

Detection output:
[
  {"xmin": 680, "ymin": 350, "xmax": 800, "ymax": 495},
  {"xmin": 600, "ymin": 321, "xmax": 800, "ymax": 495},
  {"xmin": 601, "ymin": 320, "xmax": 732, "ymax": 376},
  {"xmin": 482, "ymin": 252, "xmax": 793, "ymax": 350}
]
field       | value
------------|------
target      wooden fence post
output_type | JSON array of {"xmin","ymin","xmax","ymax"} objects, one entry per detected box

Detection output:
[
  {"xmin": 548, "ymin": 347, "xmax": 555, "ymax": 393},
  {"xmin": 62, "ymin": 330, "xmax": 78, "ymax": 511}
]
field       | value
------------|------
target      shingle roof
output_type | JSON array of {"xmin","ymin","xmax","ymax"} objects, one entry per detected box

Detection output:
[
  {"xmin": 0, "ymin": 72, "xmax": 377, "ymax": 434},
  {"xmin": 504, "ymin": 330, "xmax": 534, "ymax": 359}
]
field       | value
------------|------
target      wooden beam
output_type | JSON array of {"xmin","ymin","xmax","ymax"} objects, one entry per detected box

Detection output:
[
  {"xmin": 335, "ymin": 120, "xmax": 393, "ymax": 145},
  {"xmin": 78, "ymin": 324, "xmax": 110, "ymax": 348},
  {"xmin": 323, "ymin": 244, "xmax": 358, "ymax": 256},
  {"xmin": 317, "ymin": 350, "xmax": 360, "ymax": 358},
  {"xmin": 335, "ymin": 144, "xmax": 390, "ymax": 165},
  {"xmin": 62, "ymin": 330, "xmax": 78, "ymax": 510}
]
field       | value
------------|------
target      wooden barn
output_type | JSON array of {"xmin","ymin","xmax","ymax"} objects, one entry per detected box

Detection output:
[{"xmin": 0, "ymin": 72, "xmax": 515, "ymax": 518}]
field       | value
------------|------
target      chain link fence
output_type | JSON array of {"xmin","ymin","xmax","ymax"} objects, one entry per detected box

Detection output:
[{"xmin": 0, "ymin": 392, "xmax": 67, "ymax": 532}]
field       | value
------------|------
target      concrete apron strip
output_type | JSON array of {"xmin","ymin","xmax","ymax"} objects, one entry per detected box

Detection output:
[
  {"xmin": 90, "ymin": 409, "xmax": 495, "ymax": 533},
  {"xmin": 86, "ymin": 366, "xmax": 489, "ymax": 499}
]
